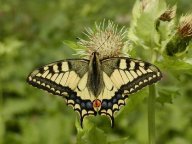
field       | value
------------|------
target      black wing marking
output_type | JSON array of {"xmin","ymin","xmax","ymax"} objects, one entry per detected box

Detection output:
[
  {"xmin": 27, "ymin": 59, "xmax": 96, "ymax": 127},
  {"xmin": 99, "ymin": 57, "xmax": 162, "ymax": 127}
]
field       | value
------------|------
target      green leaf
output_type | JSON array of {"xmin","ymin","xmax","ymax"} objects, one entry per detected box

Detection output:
[
  {"xmin": 63, "ymin": 40, "xmax": 80, "ymax": 50},
  {"xmin": 0, "ymin": 38, "xmax": 23, "ymax": 55},
  {"xmin": 77, "ymin": 125, "xmax": 107, "ymax": 144},
  {"xmin": 157, "ymin": 86, "xmax": 180, "ymax": 105},
  {"xmin": 0, "ymin": 116, "xmax": 5, "ymax": 144},
  {"xmin": 20, "ymin": 114, "xmax": 74, "ymax": 144},
  {"xmin": 108, "ymin": 137, "xmax": 129, "ymax": 144},
  {"xmin": 63, "ymin": 40, "xmax": 87, "ymax": 57},
  {"xmin": 157, "ymin": 56, "xmax": 192, "ymax": 75},
  {"xmin": 184, "ymin": 57, "xmax": 192, "ymax": 65},
  {"xmin": 63, "ymin": 40, "xmax": 86, "ymax": 50},
  {"xmin": 116, "ymin": 88, "xmax": 148, "ymax": 119},
  {"xmin": 131, "ymin": 0, "xmax": 141, "ymax": 22},
  {"xmin": 157, "ymin": 20, "xmax": 176, "ymax": 53},
  {"xmin": 2, "ymin": 99, "xmax": 38, "ymax": 121}
]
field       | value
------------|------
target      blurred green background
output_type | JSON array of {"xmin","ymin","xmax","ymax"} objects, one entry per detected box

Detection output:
[{"xmin": 0, "ymin": 0, "xmax": 192, "ymax": 144}]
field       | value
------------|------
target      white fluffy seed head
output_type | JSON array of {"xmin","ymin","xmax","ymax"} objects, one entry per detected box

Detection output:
[{"xmin": 77, "ymin": 20, "xmax": 129, "ymax": 59}]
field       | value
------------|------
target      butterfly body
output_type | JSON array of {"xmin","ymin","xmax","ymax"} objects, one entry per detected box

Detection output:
[
  {"xmin": 87, "ymin": 52, "xmax": 104, "ymax": 97},
  {"xmin": 27, "ymin": 51, "xmax": 162, "ymax": 127}
]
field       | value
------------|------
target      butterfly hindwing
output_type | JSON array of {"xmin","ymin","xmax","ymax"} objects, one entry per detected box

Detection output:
[
  {"xmin": 27, "ymin": 59, "xmax": 97, "ymax": 126},
  {"xmin": 99, "ymin": 57, "xmax": 162, "ymax": 126}
]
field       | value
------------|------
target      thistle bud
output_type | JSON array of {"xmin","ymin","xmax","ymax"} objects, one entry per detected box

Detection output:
[
  {"xmin": 166, "ymin": 14, "xmax": 192, "ymax": 57},
  {"xmin": 159, "ymin": 6, "xmax": 176, "ymax": 22},
  {"xmin": 178, "ymin": 14, "xmax": 192, "ymax": 38}
]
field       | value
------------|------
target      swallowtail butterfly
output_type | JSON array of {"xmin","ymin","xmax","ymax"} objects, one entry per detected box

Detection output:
[{"xmin": 27, "ymin": 52, "xmax": 162, "ymax": 127}]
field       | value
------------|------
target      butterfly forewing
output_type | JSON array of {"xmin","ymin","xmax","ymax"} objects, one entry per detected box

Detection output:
[
  {"xmin": 99, "ymin": 57, "xmax": 162, "ymax": 126},
  {"xmin": 27, "ymin": 59, "xmax": 87, "ymax": 94},
  {"xmin": 27, "ymin": 59, "xmax": 97, "ymax": 126}
]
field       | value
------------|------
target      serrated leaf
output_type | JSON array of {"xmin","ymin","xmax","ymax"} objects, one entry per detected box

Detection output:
[
  {"xmin": 158, "ymin": 56, "xmax": 192, "ymax": 74},
  {"xmin": 63, "ymin": 40, "xmax": 86, "ymax": 50},
  {"xmin": 128, "ymin": 0, "xmax": 167, "ymax": 50},
  {"xmin": 157, "ymin": 86, "xmax": 180, "ymax": 105},
  {"xmin": 131, "ymin": 0, "xmax": 141, "ymax": 21}
]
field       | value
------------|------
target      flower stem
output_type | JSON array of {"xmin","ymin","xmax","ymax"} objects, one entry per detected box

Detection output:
[{"xmin": 148, "ymin": 84, "xmax": 156, "ymax": 144}]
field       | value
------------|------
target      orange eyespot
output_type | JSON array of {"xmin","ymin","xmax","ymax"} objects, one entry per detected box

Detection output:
[{"xmin": 93, "ymin": 99, "xmax": 101, "ymax": 108}]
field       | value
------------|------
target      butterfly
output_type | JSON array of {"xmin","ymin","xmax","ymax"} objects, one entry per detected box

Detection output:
[{"xmin": 27, "ymin": 52, "xmax": 162, "ymax": 127}]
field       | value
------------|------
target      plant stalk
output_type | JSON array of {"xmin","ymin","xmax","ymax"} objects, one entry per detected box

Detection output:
[
  {"xmin": 148, "ymin": 84, "xmax": 156, "ymax": 144},
  {"xmin": 0, "ymin": 86, "xmax": 4, "ymax": 144},
  {"xmin": 148, "ymin": 49, "xmax": 157, "ymax": 144}
]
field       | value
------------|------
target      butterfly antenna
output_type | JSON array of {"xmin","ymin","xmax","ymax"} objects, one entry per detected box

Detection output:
[{"xmin": 96, "ymin": 35, "xmax": 110, "ymax": 52}]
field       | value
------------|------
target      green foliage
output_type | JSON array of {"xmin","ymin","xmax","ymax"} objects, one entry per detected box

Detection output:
[{"xmin": 0, "ymin": 0, "xmax": 192, "ymax": 144}]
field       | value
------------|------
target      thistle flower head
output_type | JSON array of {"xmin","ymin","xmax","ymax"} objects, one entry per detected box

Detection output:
[
  {"xmin": 159, "ymin": 6, "xmax": 176, "ymax": 22},
  {"xmin": 78, "ymin": 20, "xmax": 128, "ymax": 59},
  {"xmin": 178, "ymin": 14, "xmax": 192, "ymax": 38}
]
